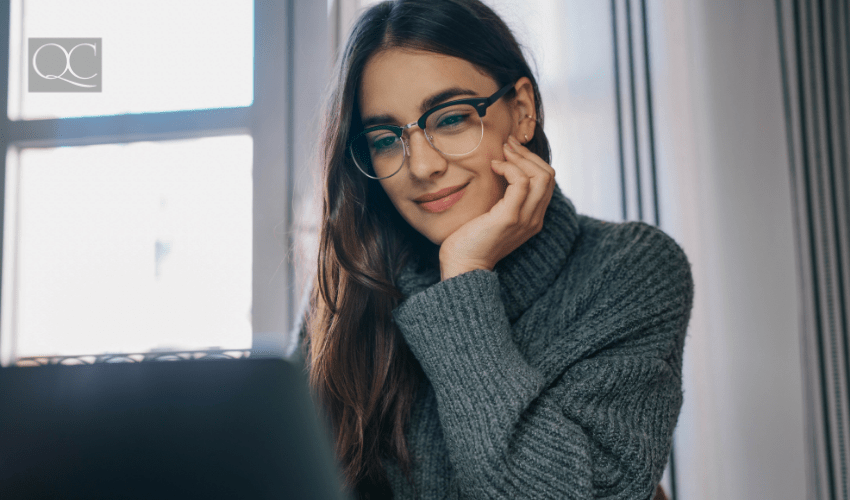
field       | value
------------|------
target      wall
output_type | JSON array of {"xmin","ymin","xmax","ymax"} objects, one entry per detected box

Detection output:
[{"xmin": 651, "ymin": 0, "xmax": 807, "ymax": 498}]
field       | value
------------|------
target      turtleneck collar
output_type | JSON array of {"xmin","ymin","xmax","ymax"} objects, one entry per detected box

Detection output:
[{"xmin": 394, "ymin": 181, "xmax": 580, "ymax": 322}]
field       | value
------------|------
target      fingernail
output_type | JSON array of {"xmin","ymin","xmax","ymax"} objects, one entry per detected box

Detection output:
[
  {"xmin": 504, "ymin": 142, "xmax": 514, "ymax": 152},
  {"xmin": 508, "ymin": 135, "xmax": 519, "ymax": 145}
]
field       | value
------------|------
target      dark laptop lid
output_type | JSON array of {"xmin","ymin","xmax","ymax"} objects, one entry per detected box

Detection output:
[{"xmin": 0, "ymin": 358, "xmax": 352, "ymax": 500}]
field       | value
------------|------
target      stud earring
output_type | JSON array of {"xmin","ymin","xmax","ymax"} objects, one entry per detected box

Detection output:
[{"xmin": 524, "ymin": 133, "xmax": 529, "ymax": 142}]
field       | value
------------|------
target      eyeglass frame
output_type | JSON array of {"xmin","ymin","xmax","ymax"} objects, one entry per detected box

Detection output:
[{"xmin": 348, "ymin": 80, "xmax": 517, "ymax": 180}]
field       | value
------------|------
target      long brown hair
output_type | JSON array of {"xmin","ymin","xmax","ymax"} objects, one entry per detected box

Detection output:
[{"xmin": 302, "ymin": 1, "xmax": 550, "ymax": 497}]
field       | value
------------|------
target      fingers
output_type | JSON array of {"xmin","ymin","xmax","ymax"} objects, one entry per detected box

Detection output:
[
  {"xmin": 490, "ymin": 157, "xmax": 529, "ymax": 225},
  {"xmin": 501, "ymin": 136, "xmax": 555, "ymax": 226},
  {"xmin": 507, "ymin": 135, "xmax": 556, "ymax": 178}
]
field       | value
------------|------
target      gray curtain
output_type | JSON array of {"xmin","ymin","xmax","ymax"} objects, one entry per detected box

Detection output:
[{"xmin": 776, "ymin": 0, "xmax": 850, "ymax": 498}]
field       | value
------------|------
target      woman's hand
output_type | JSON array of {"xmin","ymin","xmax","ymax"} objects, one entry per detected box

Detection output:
[{"xmin": 438, "ymin": 135, "xmax": 557, "ymax": 281}]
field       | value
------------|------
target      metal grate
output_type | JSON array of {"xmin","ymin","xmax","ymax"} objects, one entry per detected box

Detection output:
[{"xmin": 13, "ymin": 349, "xmax": 252, "ymax": 367}]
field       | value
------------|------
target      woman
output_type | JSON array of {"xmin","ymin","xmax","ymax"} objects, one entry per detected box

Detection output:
[{"xmin": 289, "ymin": 1, "xmax": 693, "ymax": 498}]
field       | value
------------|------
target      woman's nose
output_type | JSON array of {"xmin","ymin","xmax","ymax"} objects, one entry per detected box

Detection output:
[{"xmin": 405, "ymin": 129, "xmax": 448, "ymax": 180}]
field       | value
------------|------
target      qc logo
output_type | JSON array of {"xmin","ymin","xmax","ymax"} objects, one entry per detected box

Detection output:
[{"xmin": 28, "ymin": 38, "xmax": 101, "ymax": 92}]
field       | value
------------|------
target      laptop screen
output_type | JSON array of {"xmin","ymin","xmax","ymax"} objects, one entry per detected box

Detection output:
[{"xmin": 0, "ymin": 358, "xmax": 352, "ymax": 500}]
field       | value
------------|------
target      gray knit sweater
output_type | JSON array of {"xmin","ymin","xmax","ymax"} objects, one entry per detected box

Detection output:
[{"xmin": 289, "ymin": 181, "xmax": 694, "ymax": 499}]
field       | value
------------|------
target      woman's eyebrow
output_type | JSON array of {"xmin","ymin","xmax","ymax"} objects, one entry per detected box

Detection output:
[
  {"xmin": 361, "ymin": 113, "xmax": 399, "ymax": 129},
  {"xmin": 360, "ymin": 87, "xmax": 480, "ymax": 129},
  {"xmin": 419, "ymin": 87, "xmax": 479, "ymax": 113}
]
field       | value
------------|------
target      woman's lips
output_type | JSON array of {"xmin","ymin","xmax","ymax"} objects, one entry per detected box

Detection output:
[{"xmin": 417, "ymin": 184, "xmax": 467, "ymax": 213}]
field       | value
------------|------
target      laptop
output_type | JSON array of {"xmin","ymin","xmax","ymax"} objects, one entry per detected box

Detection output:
[{"xmin": 0, "ymin": 358, "xmax": 352, "ymax": 500}]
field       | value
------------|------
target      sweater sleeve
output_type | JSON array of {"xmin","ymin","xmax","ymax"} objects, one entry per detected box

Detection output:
[{"xmin": 391, "ymin": 229, "xmax": 693, "ymax": 499}]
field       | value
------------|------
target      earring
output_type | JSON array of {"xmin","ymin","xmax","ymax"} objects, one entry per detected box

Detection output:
[{"xmin": 524, "ymin": 133, "xmax": 529, "ymax": 142}]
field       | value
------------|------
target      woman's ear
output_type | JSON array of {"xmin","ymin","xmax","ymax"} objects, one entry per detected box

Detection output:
[{"xmin": 510, "ymin": 77, "xmax": 536, "ymax": 144}]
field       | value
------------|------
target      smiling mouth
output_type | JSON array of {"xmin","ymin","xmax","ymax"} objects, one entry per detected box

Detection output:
[
  {"xmin": 416, "ymin": 182, "xmax": 469, "ymax": 213},
  {"xmin": 414, "ymin": 182, "xmax": 470, "ymax": 203}
]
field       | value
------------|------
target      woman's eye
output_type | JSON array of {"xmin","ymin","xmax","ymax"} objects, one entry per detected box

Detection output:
[
  {"xmin": 371, "ymin": 135, "xmax": 398, "ymax": 153},
  {"xmin": 437, "ymin": 113, "xmax": 468, "ymax": 128}
]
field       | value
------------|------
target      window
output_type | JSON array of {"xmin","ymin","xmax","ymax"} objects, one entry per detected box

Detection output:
[
  {"xmin": 0, "ymin": 0, "xmax": 303, "ymax": 366},
  {"xmin": 3, "ymin": 136, "xmax": 253, "ymax": 359},
  {"xmin": 7, "ymin": 0, "xmax": 253, "ymax": 120}
]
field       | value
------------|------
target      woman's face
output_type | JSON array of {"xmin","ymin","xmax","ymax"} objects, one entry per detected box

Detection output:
[{"xmin": 358, "ymin": 48, "xmax": 536, "ymax": 245}]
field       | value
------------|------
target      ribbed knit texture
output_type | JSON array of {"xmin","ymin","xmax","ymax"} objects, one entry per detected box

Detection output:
[{"xmin": 289, "ymin": 181, "xmax": 694, "ymax": 499}]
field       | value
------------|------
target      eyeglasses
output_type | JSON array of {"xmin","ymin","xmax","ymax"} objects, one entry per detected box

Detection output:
[{"xmin": 348, "ymin": 81, "xmax": 516, "ymax": 180}]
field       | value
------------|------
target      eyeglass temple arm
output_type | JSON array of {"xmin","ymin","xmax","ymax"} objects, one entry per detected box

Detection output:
[{"xmin": 475, "ymin": 81, "xmax": 517, "ymax": 117}]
